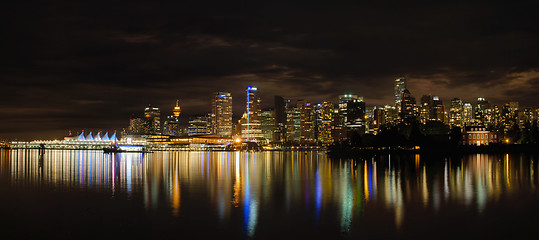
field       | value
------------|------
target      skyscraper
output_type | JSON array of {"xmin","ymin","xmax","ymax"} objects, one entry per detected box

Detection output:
[
  {"xmin": 400, "ymin": 89, "xmax": 417, "ymax": 123},
  {"xmin": 163, "ymin": 100, "xmax": 181, "ymax": 136},
  {"xmin": 432, "ymin": 96, "xmax": 445, "ymax": 122},
  {"xmin": 212, "ymin": 92, "xmax": 233, "ymax": 137},
  {"xmin": 242, "ymin": 86, "xmax": 263, "ymax": 141},
  {"xmin": 463, "ymin": 103, "xmax": 473, "ymax": 126},
  {"xmin": 420, "ymin": 95, "xmax": 433, "ymax": 123},
  {"xmin": 144, "ymin": 105, "xmax": 161, "ymax": 135},
  {"xmin": 339, "ymin": 94, "xmax": 366, "ymax": 135},
  {"xmin": 394, "ymin": 77, "xmax": 407, "ymax": 111},
  {"xmin": 449, "ymin": 98, "xmax": 464, "ymax": 128},
  {"xmin": 317, "ymin": 101, "xmax": 334, "ymax": 144},
  {"xmin": 474, "ymin": 98, "xmax": 490, "ymax": 126},
  {"xmin": 299, "ymin": 101, "xmax": 315, "ymax": 143},
  {"xmin": 260, "ymin": 108, "xmax": 275, "ymax": 143},
  {"xmin": 274, "ymin": 96, "xmax": 287, "ymax": 143}
]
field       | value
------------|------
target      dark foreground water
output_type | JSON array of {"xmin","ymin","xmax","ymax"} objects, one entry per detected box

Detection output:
[{"xmin": 1, "ymin": 149, "xmax": 538, "ymax": 239}]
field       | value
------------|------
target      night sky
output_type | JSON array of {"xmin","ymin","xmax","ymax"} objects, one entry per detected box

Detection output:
[{"xmin": 2, "ymin": 1, "xmax": 539, "ymax": 140}]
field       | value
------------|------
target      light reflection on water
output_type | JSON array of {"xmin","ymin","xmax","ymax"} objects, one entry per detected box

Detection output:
[{"xmin": 1, "ymin": 149, "xmax": 538, "ymax": 238}]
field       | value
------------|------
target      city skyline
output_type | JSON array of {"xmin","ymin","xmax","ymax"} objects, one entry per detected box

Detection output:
[{"xmin": 2, "ymin": 1, "xmax": 539, "ymax": 140}]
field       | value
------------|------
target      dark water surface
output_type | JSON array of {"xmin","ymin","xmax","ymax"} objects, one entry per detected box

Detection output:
[{"xmin": 1, "ymin": 149, "xmax": 538, "ymax": 239}]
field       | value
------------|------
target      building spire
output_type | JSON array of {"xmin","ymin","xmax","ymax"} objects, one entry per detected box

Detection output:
[{"xmin": 173, "ymin": 99, "xmax": 181, "ymax": 117}]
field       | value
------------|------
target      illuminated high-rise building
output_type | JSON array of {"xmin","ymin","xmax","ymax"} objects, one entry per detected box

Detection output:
[
  {"xmin": 316, "ymin": 102, "xmax": 334, "ymax": 145},
  {"xmin": 144, "ymin": 105, "xmax": 161, "ymax": 135},
  {"xmin": 212, "ymin": 92, "xmax": 233, "ymax": 137},
  {"xmin": 260, "ymin": 108, "xmax": 275, "ymax": 143},
  {"xmin": 286, "ymin": 103, "xmax": 300, "ymax": 142},
  {"xmin": 474, "ymin": 98, "xmax": 490, "ymax": 126},
  {"xmin": 463, "ymin": 103, "xmax": 473, "ymax": 126},
  {"xmin": 372, "ymin": 107, "xmax": 386, "ymax": 132},
  {"xmin": 339, "ymin": 94, "xmax": 366, "ymax": 135},
  {"xmin": 394, "ymin": 77, "xmax": 407, "ymax": 111},
  {"xmin": 241, "ymin": 86, "xmax": 263, "ymax": 141},
  {"xmin": 163, "ymin": 100, "xmax": 181, "ymax": 136},
  {"xmin": 432, "ymin": 96, "xmax": 445, "ymax": 122},
  {"xmin": 163, "ymin": 115, "xmax": 179, "ymax": 136},
  {"xmin": 449, "ymin": 98, "xmax": 464, "ymax": 128},
  {"xmin": 274, "ymin": 96, "xmax": 288, "ymax": 142},
  {"xmin": 298, "ymin": 101, "xmax": 315, "ymax": 143},
  {"xmin": 400, "ymin": 89, "xmax": 417, "ymax": 123},
  {"xmin": 419, "ymin": 95, "xmax": 433, "ymax": 123},
  {"xmin": 188, "ymin": 115, "xmax": 211, "ymax": 136}
]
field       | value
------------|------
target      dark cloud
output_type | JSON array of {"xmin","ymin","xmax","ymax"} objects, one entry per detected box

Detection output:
[{"xmin": 1, "ymin": 1, "xmax": 539, "ymax": 140}]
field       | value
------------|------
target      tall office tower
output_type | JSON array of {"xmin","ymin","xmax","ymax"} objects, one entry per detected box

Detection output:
[
  {"xmin": 260, "ymin": 108, "xmax": 275, "ymax": 143},
  {"xmin": 509, "ymin": 101, "xmax": 519, "ymax": 122},
  {"xmin": 299, "ymin": 101, "xmax": 315, "ymax": 143},
  {"xmin": 373, "ymin": 107, "xmax": 386, "ymax": 132},
  {"xmin": 339, "ymin": 94, "xmax": 366, "ymax": 135},
  {"xmin": 394, "ymin": 77, "xmax": 407, "ymax": 112},
  {"xmin": 315, "ymin": 102, "xmax": 334, "ymax": 144},
  {"xmin": 491, "ymin": 105, "xmax": 501, "ymax": 128},
  {"xmin": 242, "ymin": 86, "xmax": 263, "ymax": 141},
  {"xmin": 449, "ymin": 98, "xmax": 464, "ymax": 128},
  {"xmin": 211, "ymin": 92, "xmax": 233, "ymax": 137},
  {"xmin": 463, "ymin": 103, "xmax": 473, "ymax": 126},
  {"xmin": 286, "ymin": 104, "xmax": 301, "ymax": 142},
  {"xmin": 432, "ymin": 96, "xmax": 445, "ymax": 122},
  {"xmin": 400, "ymin": 89, "xmax": 417, "ymax": 123},
  {"xmin": 384, "ymin": 105, "xmax": 398, "ymax": 125},
  {"xmin": 501, "ymin": 104, "xmax": 513, "ymax": 133},
  {"xmin": 331, "ymin": 108, "xmax": 346, "ymax": 142},
  {"xmin": 144, "ymin": 105, "xmax": 161, "ymax": 135},
  {"xmin": 420, "ymin": 95, "xmax": 433, "ymax": 123},
  {"xmin": 521, "ymin": 107, "xmax": 534, "ymax": 128},
  {"xmin": 474, "ymin": 98, "xmax": 490, "ymax": 126},
  {"xmin": 163, "ymin": 115, "xmax": 179, "ymax": 136},
  {"xmin": 274, "ymin": 96, "xmax": 288, "ymax": 142}
]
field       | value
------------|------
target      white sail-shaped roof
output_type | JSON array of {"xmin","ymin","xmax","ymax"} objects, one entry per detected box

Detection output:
[
  {"xmin": 103, "ymin": 132, "xmax": 110, "ymax": 140},
  {"xmin": 77, "ymin": 131, "xmax": 85, "ymax": 141},
  {"xmin": 86, "ymin": 132, "xmax": 94, "ymax": 141}
]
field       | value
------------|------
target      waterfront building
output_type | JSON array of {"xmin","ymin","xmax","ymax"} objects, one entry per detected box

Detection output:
[
  {"xmin": 144, "ymin": 105, "xmax": 161, "ymax": 135},
  {"xmin": 241, "ymin": 86, "xmax": 263, "ymax": 141},
  {"xmin": 394, "ymin": 77, "xmax": 406, "ymax": 112},
  {"xmin": 212, "ymin": 92, "xmax": 233, "ymax": 137},
  {"xmin": 188, "ymin": 115, "xmax": 212, "ymax": 136},
  {"xmin": 462, "ymin": 126, "xmax": 499, "ymax": 146}
]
